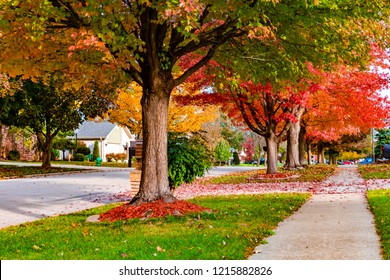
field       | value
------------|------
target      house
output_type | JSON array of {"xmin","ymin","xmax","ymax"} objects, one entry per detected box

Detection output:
[{"xmin": 72, "ymin": 120, "xmax": 135, "ymax": 162}]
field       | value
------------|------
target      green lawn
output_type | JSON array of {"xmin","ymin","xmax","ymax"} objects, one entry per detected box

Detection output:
[
  {"xmin": 358, "ymin": 164, "xmax": 390, "ymax": 179},
  {"xmin": 367, "ymin": 189, "xmax": 390, "ymax": 260},
  {"xmin": 0, "ymin": 165, "xmax": 84, "ymax": 179},
  {"xmin": 0, "ymin": 193, "xmax": 309, "ymax": 260},
  {"xmin": 204, "ymin": 164, "xmax": 336, "ymax": 184}
]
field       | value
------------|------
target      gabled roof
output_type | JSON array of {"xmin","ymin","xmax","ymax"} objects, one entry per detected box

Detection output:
[{"xmin": 75, "ymin": 120, "xmax": 117, "ymax": 139}]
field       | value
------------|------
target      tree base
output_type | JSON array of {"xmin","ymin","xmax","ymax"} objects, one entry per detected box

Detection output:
[{"xmin": 129, "ymin": 193, "xmax": 176, "ymax": 206}]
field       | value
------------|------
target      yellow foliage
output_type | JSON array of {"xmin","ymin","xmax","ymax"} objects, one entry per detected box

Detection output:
[{"xmin": 109, "ymin": 82, "xmax": 218, "ymax": 135}]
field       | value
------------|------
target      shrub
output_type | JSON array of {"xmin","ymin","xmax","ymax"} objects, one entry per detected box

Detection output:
[
  {"xmin": 233, "ymin": 151, "xmax": 240, "ymax": 165},
  {"xmin": 106, "ymin": 152, "xmax": 127, "ymax": 162},
  {"xmin": 51, "ymin": 148, "xmax": 60, "ymax": 160},
  {"xmin": 168, "ymin": 132, "xmax": 213, "ymax": 188},
  {"xmin": 73, "ymin": 153, "xmax": 85, "ymax": 161},
  {"xmin": 75, "ymin": 146, "xmax": 91, "ymax": 155},
  {"xmin": 7, "ymin": 150, "xmax": 20, "ymax": 161},
  {"xmin": 92, "ymin": 141, "xmax": 100, "ymax": 161}
]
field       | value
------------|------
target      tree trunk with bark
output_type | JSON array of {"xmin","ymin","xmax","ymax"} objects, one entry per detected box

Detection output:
[
  {"xmin": 284, "ymin": 121, "xmax": 302, "ymax": 170},
  {"xmin": 299, "ymin": 124, "xmax": 307, "ymax": 166},
  {"xmin": 307, "ymin": 142, "xmax": 312, "ymax": 165},
  {"xmin": 317, "ymin": 142, "xmax": 326, "ymax": 164},
  {"xmin": 266, "ymin": 132, "xmax": 279, "ymax": 174},
  {"xmin": 130, "ymin": 77, "xmax": 175, "ymax": 205},
  {"xmin": 41, "ymin": 136, "xmax": 53, "ymax": 169}
]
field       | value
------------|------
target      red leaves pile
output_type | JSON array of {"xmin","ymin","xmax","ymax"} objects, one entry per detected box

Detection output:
[{"xmin": 99, "ymin": 199, "xmax": 211, "ymax": 222}]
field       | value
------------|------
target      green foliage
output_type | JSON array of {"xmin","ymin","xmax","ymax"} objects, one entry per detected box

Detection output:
[
  {"xmin": 53, "ymin": 137, "xmax": 76, "ymax": 152},
  {"xmin": 75, "ymin": 146, "xmax": 91, "ymax": 156},
  {"xmin": 232, "ymin": 151, "xmax": 240, "ymax": 165},
  {"xmin": 168, "ymin": 133, "xmax": 213, "ymax": 188},
  {"xmin": 0, "ymin": 77, "xmax": 109, "ymax": 168},
  {"xmin": 7, "ymin": 149, "xmax": 20, "ymax": 161},
  {"xmin": 92, "ymin": 141, "xmax": 100, "ymax": 161},
  {"xmin": 367, "ymin": 189, "xmax": 390, "ymax": 260},
  {"xmin": 51, "ymin": 148, "xmax": 60, "ymax": 160},
  {"xmin": 73, "ymin": 153, "xmax": 85, "ymax": 162},
  {"xmin": 0, "ymin": 194, "xmax": 309, "ymax": 260},
  {"xmin": 214, "ymin": 139, "xmax": 231, "ymax": 165}
]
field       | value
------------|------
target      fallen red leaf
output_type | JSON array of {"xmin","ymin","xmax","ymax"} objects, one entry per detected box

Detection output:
[{"xmin": 99, "ymin": 199, "xmax": 212, "ymax": 222}]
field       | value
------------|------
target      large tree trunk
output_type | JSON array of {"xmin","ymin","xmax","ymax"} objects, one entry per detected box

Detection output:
[
  {"xmin": 41, "ymin": 135, "xmax": 52, "ymax": 169},
  {"xmin": 284, "ymin": 121, "xmax": 302, "ymax": 170},
  {"xmin": 307, "ymin": 141, "xmax": 312, "ymax": 165},
  {"xmin": 266, "ymin": 132, "xmax": 279, "ymax": 174},
  {"xmin": 131, "ymin": 81, "xmax": 174, "ymax": 205},
  {"xmin": 298, "ymin": 124, "xmax": 307, "ymax": 166},
  {"xmin": 317, "ymin": 142, "xmax": 326, "ymax": 164}
]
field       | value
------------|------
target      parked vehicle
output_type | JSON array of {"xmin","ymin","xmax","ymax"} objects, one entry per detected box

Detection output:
[
  {"xmin": 342, "ymin": 160, "xmax": 354, "ymax": 165},
  {"xmin": 382, "ymin": 144, "xmax": 390, "ymax": 159},
  {"xmin": 359, "ymin": 158, "xmax": 373, "ymax": 165}
]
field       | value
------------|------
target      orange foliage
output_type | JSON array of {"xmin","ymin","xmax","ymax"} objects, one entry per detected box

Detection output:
[{"xmin": 109, "ymin": 82, "xmax": 218, "ymax": 135}]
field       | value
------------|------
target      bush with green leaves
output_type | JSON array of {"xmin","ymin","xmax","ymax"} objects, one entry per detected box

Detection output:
[
  {"xmin": 92, "ymin": 141, "xmax": 100, "ymax": 161},
  {"xmin": 168, "ymin": 133, "xmax": 213, "ymax": 189},
  {"xmin": 7, "ymin": 150, "xmax": 20, "ymax": 161},
  {"xmin": 51, "ymin": 148, "xmax": 60, "ymax": 160},
  {"xmin": 233, "ymin": 151, "xmax": 240, "ymax": 165},
  {"xmin": 73, "ymin": 153, "xmax": 85, "ymax": 162},
  {"xmin": 75, "ymin": 146, "xmax": 91, "ymax": 155}
]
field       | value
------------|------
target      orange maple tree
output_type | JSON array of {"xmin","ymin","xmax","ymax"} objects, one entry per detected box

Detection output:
[{"xmin": 109, "ymin": 82, "xmax": 218, "ymax": 136}]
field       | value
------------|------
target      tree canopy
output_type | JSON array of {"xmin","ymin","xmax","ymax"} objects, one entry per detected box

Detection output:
[
  {"xmin": 0, "ymin": 77, "xmax": 109, "ymax": 168},
  {"xmin": 0, "ymin": 0, "xmax": 389, "ymax": 202}
]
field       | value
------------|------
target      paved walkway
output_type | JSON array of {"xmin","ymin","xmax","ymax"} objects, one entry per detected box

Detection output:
[{"xmin": 249, "ymin": 166, "xmax": 383, "ymax": 260}]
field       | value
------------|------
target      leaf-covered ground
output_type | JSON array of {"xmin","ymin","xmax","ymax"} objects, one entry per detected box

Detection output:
[{"xmin": 0, "ymin": 165, "xmax": 84, "ymax": 179}]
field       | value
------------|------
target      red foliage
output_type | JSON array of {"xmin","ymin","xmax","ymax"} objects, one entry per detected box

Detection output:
[{"xmin": 99, "ymin": 200, "xmax": 211, "ymax": 222}]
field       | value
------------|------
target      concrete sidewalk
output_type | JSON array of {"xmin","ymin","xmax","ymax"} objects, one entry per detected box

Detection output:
[{"xmin": 249, "ymin": 166, "xmax": 382, "ymax": 260}]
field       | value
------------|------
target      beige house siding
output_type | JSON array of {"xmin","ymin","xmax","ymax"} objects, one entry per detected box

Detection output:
[{"xmin": 107, "ymin": 126, "xmax": 122, "ymax": 144}]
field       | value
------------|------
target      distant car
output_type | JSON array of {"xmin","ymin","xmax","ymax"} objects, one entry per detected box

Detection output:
[
  {"xmin": 343, "ymin": 160, "xmax": 354, "ymax": 165},
  {"xmin": 382, "ymin": 144, "xmax": 390, "ymax": 159},
  {"xmin": 359, "ymin": 158, "xmax": 373, "ymax": 165}
]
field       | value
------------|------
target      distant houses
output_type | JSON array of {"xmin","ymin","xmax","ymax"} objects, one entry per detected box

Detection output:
[{"xmin": 70, "ymin": 120, "xmax": 135, "ymax": 162}]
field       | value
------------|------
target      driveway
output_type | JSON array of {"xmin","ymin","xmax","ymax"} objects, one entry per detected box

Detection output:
[{"xmin": 0, "ymin": 163, "xmax": 261, "ymax": 229}]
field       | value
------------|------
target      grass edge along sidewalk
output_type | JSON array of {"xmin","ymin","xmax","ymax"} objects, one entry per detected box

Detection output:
[
  {"xmin": 367, "ymin": 189, "xmax": 390, "ymax": 260},
  {"xmin": 0, "ymin": 193, "xmax": 309, "ymax": 260}
]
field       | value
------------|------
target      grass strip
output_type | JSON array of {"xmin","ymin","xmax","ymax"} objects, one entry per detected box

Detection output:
[
  {"xmin": 0, "ymin": 193, "xmax": 309, "ymax": 260},
  {"xmin": 205, "ymin": 164, "xmax": 336, "ymax": 184},
  {"xmin": 359, "ymin": 164, "xmax": 390, "ymax": 179},
  {"xmin": 367, "ymin": 189, "xmax": 390, "ymax": 260},
  {"xmin": 0, "ymin": 165, "xmax": 84, "ymax": 179}
]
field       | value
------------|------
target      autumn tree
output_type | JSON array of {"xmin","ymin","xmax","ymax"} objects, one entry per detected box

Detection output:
[
  {"xmin": 0, "ymin": 77, "xmax": 109, "ymax": 168},
  {"xmin": 0, "ymin": 0, "xmax": 389, "ymax": 202},
  {"xmin": 302, "ymin": 63, "xmax": 390, "ymax": 164},
  {"xmin": 109, "ymin": 82, "xmax": 218, "ymax": 136}
]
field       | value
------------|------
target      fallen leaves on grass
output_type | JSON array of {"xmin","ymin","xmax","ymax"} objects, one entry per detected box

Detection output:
[{"xmin": 99, "ymin": 199, "xmax": 212, "ymax": 222}]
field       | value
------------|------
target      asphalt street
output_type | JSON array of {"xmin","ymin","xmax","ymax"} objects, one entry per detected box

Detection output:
[{"xmin": 0, "ymin": 163, "xmax": 261, "ymax": 228}]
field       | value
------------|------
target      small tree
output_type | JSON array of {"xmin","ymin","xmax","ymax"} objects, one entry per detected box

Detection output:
[
  {"xmin": 167, "ymin": 133, "xmax": 213, "ymax": 189},
  {"xmin": 232, "ymin": 151, "xmax": 240, "ymax": 165},
  {"xmin": 53, "ymin": 137, "xmax": 76, "ymax": 161},
  {"xmin": 92, "ymin": 141, "xmax": 100, "ymax": 161},
  {"xmin": 214, "ymin": 139, "xmax": 231, "ymax": 166}
]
